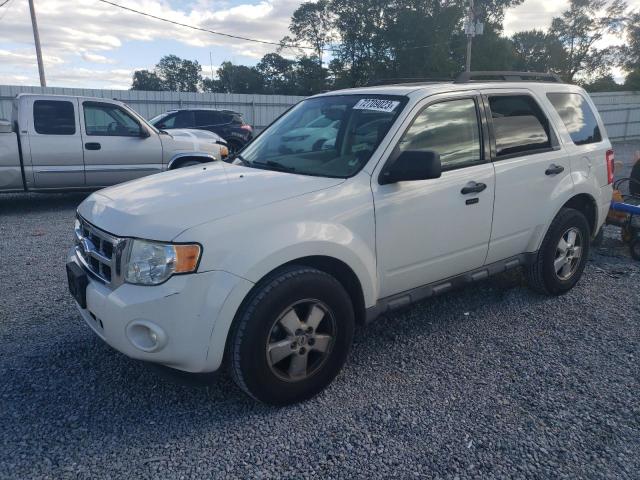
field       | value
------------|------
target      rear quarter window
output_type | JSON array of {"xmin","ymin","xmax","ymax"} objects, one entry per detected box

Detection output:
[
  {"xmin": 33, "ymin": 100, "xmax": 76, "ymax": 135},
  {"xmin": 546, "ymin": 92, "xmax": 602, "ymax": 145}
]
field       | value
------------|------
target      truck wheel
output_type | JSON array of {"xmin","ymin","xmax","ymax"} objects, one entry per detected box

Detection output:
[
  {"xmin": 525, "ymin": 208, "xmax": 591, "ymax": 295},
  {"xmin": 630, "ymin": 238, "xmax": 640, "ymax": 261},
  {"xmin": 229, "ymin": 265, "xmax": 354, "ymax": 405}
]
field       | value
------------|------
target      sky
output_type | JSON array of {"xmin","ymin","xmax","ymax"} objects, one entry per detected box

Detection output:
[{"xmin": 0, "ymin": 0, "xmax": 637, "ymax": 89}]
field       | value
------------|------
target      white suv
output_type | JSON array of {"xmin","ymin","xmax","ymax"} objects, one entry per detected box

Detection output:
[{"xmin": 67, "ymin": 72, "xmax": 615, "ymax": 405}]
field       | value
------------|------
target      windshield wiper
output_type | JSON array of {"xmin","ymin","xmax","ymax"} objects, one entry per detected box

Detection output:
[
  {"xmin": 231, "ymin": 153, "xmax": 251, "ymax": 166},
  {"xmin": 251, "ymin": 160, "xmax": 296, "ymax": 173}
]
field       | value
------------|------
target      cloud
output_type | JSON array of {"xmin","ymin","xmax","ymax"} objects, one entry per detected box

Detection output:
[{"xmin": 0, "ymin": 0, "xmax": 301, "ymax": 87}]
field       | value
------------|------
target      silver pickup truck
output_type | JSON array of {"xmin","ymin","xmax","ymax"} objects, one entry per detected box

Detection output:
[{"xmin": 0, "ymin": 94, "xmax": 229, "ymax": 192}]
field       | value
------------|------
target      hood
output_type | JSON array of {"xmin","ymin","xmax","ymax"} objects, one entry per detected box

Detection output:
[
  {"xmin": 77, "ymin": 162, "xmax": 344, "ymax": 241},
  {"xmin": 166, "ymin": 128, "xmax": 226, "ymax": 143}
]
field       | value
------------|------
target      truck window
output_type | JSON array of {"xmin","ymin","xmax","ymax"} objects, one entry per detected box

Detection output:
[
  {"xmin": 488, "ymin": 95, "xmax": 551, "ymax": 157},
  {"xmin": 194, "ymin": 111, "xmax": 218, "ymax": 126},
  {"xmin": 83, "ymin": 102, "xmax": 143, "ymax": 136},
  {"xmin": 397, "ymin": 98, "xmax": 482, "ymax": 171},
  {"xmin": 546, "ymin": 92, "xmax": 602, "ymax": 145},
  {"xmin": 33, "ymin": 100, "xmax": 76, "ymax": 135}
]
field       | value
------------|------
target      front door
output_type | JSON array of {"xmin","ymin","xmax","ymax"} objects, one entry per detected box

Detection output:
[
  {"xmin": 372, "ymin": 93, "xmax": 496, "ymax": 298},
  {"xmin": 80, "ymin": 101, "xmax": 162, "ymax": 187}
]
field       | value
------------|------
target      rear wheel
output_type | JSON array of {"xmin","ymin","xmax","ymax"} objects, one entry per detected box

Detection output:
[
  {"xmin": 525, "ymin": 208, "xmax": 591, "ymax": 295},
  {"xmin": 229, "ymin": 266, "xmax": 355, "ymax": 405}
]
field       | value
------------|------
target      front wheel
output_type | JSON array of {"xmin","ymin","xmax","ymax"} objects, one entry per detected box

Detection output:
[
  {"xmin": 525, "ymin": 208, "xmax": 591, "ymax": 295},
  {"xmin": 228, "ymin": 266, "xmax": 355, "ymax": 405}
]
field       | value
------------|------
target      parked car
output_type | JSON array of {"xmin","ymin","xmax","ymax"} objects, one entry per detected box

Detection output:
[
  {"xmin": 149, "ymin": 109, "xmax": 253, "ymax": 154},
  {"xmin": 0, "ymin": 94, "xmax": 228, "ymax": 192},
  {"xmin": 279, "ymin": 115, "xmax": 340, "ymax": 153},
  {"xmin": 67, "ymin": 72, "xmax": 614, "ymax": 405}
]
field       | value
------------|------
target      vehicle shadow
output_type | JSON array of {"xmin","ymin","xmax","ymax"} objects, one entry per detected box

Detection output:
[{"xmin": 0, "ymin": 192, "xmax": 90, "ymax": 216}]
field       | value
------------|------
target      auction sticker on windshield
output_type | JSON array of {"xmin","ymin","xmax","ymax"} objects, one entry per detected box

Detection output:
[{"xmin": 353, "ymin": 99, "xmax": 400, "ymax": 113}]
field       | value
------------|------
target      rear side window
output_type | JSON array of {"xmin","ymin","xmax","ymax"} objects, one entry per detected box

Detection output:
[
  {"xmin": 194, "ymin": 111, "xmax": 218, "ymax": 126},
  {"xmin": 33, "ymin": 100, "xmax": 76, "ymax": 135},
  {"xmin": 546, "ymin": 92, "xmax": 602, "ymax": 145},
  {"xmin": 488, "ymin": 95, "xmax": 551, "ymax": 157}
]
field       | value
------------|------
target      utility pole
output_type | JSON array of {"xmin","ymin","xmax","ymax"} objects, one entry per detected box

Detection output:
[
  {"xmin": 28, "ymin": 0, "xmax": 46, "ymax": 87},
  {"xmin": 465, "ymin": 0, "xmax": 475, "ymax": 72}
]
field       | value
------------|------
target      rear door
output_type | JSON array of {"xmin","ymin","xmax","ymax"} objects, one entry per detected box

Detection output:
[
  {"xmin": 26, "ymin": 97, "xmax": 85, "ymax": 188},
  {"xmin": 481, "ymin": 89, "xmax": 573, "ymax": 264},
  {"xmin": 80, "ymin": 100, "xmax": 162, "ymax": 187}
]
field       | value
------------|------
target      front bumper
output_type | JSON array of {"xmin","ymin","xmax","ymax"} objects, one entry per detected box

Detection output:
[{"xmin": 67, "ymin": 248, "xmax": 252, "ymax": 373}]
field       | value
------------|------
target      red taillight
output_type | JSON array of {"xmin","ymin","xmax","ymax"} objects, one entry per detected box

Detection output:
[
  {"xmin": 240, "ymin": 124, "xmax": 253, "ymax": 132},
  {"xmin": 606, "ymin": 149, "xmax": 615, "ymax": 184}
]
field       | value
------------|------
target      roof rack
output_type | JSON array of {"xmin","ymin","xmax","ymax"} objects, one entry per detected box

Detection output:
[
  {"xmin": 454, "ymin": 71, "xmax": 563, "ymax": 83},
  {"xmin": 367, "ymin": 76, "xmax": 454, "ymax": 86}
]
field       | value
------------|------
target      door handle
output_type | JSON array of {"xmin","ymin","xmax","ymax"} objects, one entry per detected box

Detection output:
[
  {"xmin": 85, "ymin": 142, "xmax": 101, "ymax": 151},
  {"xmin": 545, "ymin": 164, "xmax": 564, "ymax": 175},
  {"xmin": 461, "ymin": 181, "xmax": 487, "ymax": 195}
]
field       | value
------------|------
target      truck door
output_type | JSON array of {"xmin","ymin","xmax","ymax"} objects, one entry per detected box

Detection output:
[
  {"xmin": 80, "ymin": 100, "xmax": 162, "ymax": 187},
  {"xmin": 372, "ymin": 92, "xmax": 496, "ymax": 298},
  {"xmin": 26, "ymin": 97, "xmax": 85, "ymax": 188}
]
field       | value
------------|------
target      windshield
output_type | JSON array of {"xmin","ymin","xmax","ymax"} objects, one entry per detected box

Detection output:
[
  {"xmin": 235, "ymin": 95, "xmax": 407, "ymax": 178},
  {"xmin": 149, "ymin": 113, "xmax": 170, "ymax": 125}
]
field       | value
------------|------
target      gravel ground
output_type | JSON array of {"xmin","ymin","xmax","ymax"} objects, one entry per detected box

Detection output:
[{"xmin": 1, "ymin": 188, "xmax": 640, "ymax": 479}]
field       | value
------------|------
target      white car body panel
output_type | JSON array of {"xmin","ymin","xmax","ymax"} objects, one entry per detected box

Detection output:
[{"xmin": 69, "ymin": 80, "xmax": 614, "ymax": 373}]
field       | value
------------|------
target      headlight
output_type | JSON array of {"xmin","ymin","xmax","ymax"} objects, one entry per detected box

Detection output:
[
  {"xmin": 220, "ymin": 145, "xmax": 229, "ymax": 158},
  {"xmin": 124, "ymin": 239, "xmax": 201, "ymax": 285}
]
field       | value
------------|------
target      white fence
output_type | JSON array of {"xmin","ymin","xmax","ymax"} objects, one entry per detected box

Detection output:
[
  {"xmin": 590, "ymin": 92, "xmax": 640, "ymax": 141},
  {"xmin": 0, "ymin": 85, "xmax": 304, "ymax": 131},
  {"xmin": 0, "ymin": 84, "xmax": 638, "ymax": 140}
]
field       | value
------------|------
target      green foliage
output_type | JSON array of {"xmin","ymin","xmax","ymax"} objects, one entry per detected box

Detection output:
[
  {"xmin": 131, "ymin": 55, "xmax": 202, "ymax": 92},
  {"xmin": 625, "ymin": 69, "xmax": 640, "ymax": 91},
  {"xmin": 133, "ymin": 0, "xmax": 636, "ymax": 94},
  {"xmin": 131, "ymin": 70, "xmax": 164, "ymax": 91}
]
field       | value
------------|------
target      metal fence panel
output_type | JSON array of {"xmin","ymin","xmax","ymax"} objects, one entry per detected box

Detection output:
[{"xmin": 1, "ymin": 85, "xmax": 638, "ymax": 140}]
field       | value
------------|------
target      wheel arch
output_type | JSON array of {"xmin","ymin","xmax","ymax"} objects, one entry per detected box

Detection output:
[{"xmin": 559, "ymin": 193, "xmax": 598, "ymax": 237}]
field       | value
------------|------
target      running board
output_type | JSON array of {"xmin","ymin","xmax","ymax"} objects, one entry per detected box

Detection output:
[{"xmin": 365, "ymin": 252, "xmax": 537, "ymax": 323}]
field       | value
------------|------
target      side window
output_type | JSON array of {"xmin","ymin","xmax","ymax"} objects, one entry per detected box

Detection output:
[
  {"xmin": 547, "ymin": 92, "xmax": 602, "ymax": 145},
  {"xmin": 488, "ymin": 95, "xmax": 552, "ymax": 157},
  {"xmin": 83, "ymin": 103, "xmax": 143, "ymax": 136},
  {"xmin": 33, "ymin": 100, "xmax": 76, "ymax": 135},
  {"xmin": 397, "ymin": 98, "xmax": 482, "ymax": 171},
  {"xmin": 194, "ymin": 111, "xmax": 217, "ymax": 126}
]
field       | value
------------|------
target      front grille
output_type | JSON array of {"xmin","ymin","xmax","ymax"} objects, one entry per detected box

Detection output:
[{"xmin": 74, "ymin": 216, "xmax": 125, "ymax": 286}]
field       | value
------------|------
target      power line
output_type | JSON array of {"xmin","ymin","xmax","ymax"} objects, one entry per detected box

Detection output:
[
  {"xmin": 95, "ymin": 0, "xmax": 314, "ymax": 51},
  {"xmin": 0, "ymin": 0, "xmax": 13, "ymax": 20},
  {"xmin": 0, "ymin": 0, "xmax": 12, "ymax": 8}
]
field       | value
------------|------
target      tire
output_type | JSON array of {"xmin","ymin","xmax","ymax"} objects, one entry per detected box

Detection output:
[
  {"xmin": 525, "ymin": 208, "xmax": 591, "ymax": 295},
  {"xmin": 227, "ymin": 140, "xmax": 243, "ymax": 155},
  {"xmin": 630, "ymin": 238, "xmax": 640, "ymax": 261},
  {"xmin": 229, "ymin": 265, "xmax": 355, "ymax": 405},
  {"xmin": 591, "ymin": 227, "xmax": 604, "ymax": 247}
]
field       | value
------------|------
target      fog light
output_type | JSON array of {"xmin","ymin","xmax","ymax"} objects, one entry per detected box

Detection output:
[{"xmin": 126, "ymin": 320, "xmax": 167, "ymax": 353}]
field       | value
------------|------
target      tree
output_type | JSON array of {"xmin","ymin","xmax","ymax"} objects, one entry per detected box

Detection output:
[
  {"xmin": 156, "ymin": 55, "xmax": 202, "ymax": 92},
  {"xmin": 293, "ymin": 55, "xmax": 328, "ymax": 94},
  {"xmin": 131, "ymin": 70, "xmax": 164, "ymax": 91},
  {"xmin": 130, "ymin": 55, "xmax": 203, "ymax": 92},
  {"xmin": 548, "ymin": 0, "xmax": 627, "ymax": 82},
  {"xmin": 625, "ymin": 69, "xmax": 640, "ymax": 91},
  {"xmin": 214, "ymin": 62, "xmax": 264, "ymax": 93},
  {"xmin": 257, "ymin": 53, "xmax": 296, "ymax": 94},
  {"xmin": 511, "ymin": 30, "xmax": 566, "ymax": 72},
  {"xmin": 289, "ymin": 0, "xmax": 334, "ymax": 66},
  {"xmin": 582, "ymin": 74, "xmax": 623, "ymax": 92},
  {"xmin": 620, "ymin": 12, "xmax": 640, "ymax": 71}
]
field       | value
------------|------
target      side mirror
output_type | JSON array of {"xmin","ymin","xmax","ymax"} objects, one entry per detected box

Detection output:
[
  {"xmin": 139, "ymin": 128, "xmax": 151, "ymax": 138},
  {"xmin": 379, "ymin": 150, "xmax": 441, "ymax": 185}
]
